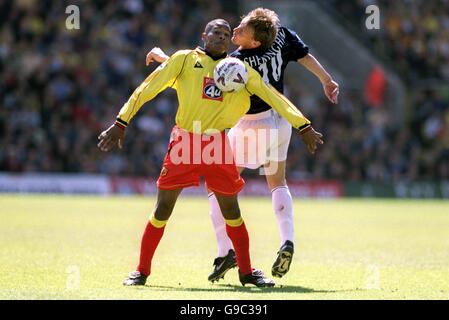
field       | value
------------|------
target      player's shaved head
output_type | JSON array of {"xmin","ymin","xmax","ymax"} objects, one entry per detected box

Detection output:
[
  {"xmin": 204, "ymin": 19, "xmax": 231, "ymax": 34},
  {"xmin": 202, "ymin": 19, "xmax": 231, "ymax": 57}
]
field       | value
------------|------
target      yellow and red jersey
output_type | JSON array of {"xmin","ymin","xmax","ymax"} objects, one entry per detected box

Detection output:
[{"xmin": 117, "ymin": 48, "xmax": 310, "ymax": 133}]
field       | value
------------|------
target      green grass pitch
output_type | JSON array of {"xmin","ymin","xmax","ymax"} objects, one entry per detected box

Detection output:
[{"xmin": 0, "ymin": 194, "xmax": 448, "ymax": 299}]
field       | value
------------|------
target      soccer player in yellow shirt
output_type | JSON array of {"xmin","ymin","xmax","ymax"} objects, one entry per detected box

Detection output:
[
  {"xmin": 147, "ymin": 8, "xmax": 339, "ymax": 282},
  {"xmin": 98, "ymin": 19, "xmax": 323, "ymax": 287}
]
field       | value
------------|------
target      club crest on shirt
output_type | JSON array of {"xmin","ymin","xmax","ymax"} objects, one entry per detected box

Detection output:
[{"xmin": 202, "ymin": 77, "xmax": 223, "ymax": 101}]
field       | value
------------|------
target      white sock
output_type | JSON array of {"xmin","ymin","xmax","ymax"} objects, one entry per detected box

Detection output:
[
  {"xmin": 208, "ymin": 193, "xmax": 234, "ymax": 257},
  {"xmin": 271, "ymin": 186, "xmax": 294, "ymax": 246}
]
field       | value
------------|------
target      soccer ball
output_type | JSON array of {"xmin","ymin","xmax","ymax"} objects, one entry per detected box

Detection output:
[{"xmin": 214, "ymin": 57, "xmax": 248, "ymax": 92}]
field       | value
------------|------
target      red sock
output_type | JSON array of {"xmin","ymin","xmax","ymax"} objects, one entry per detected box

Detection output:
[
  {"xmin": 137, "ymin": 220, "xmax": 165, "ymax": 276},
  {"xmin": 226, "ymin": 222, "xmax": 252, "ymax": 275}
]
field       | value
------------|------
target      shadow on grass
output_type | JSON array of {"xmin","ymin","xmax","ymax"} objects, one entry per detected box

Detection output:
[{"xmin": 134, "ymin": 284, "xmax": 363, "ymax": 294}]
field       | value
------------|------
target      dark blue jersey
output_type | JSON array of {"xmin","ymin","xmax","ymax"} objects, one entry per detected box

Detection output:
[{"xmin": 230, "ymin": 26, "xmax": 309, "ymax": 114}]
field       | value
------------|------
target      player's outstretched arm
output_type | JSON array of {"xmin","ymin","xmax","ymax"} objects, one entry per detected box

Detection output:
[
  {"xmin": 97, "ymin": 122, "xmax": 126, "ymax": 152},
  {"xmin": 299, "ymin": 125, "xmax": 324, "ymax": 155},
  {"xmin": 298, "ymin": 53, "xmax": 339, "ymax": 104},
  {"xmin": 246, "ymin": 66, "xmax": 324, "ymax": 154},
  {"xmin": 246, "ymin": 66, "xmax": 311, "ymax": 130},
  {"xmin": 99, "ymin": 50, "xmax": 188, "ymax": 153},
  {"xmin": 146, "ymin": 47, "xmax": 169, "ymax": 65}
]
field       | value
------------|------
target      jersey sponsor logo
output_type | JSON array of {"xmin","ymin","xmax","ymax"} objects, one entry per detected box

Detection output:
[
  {"xmin": 202, "ymin": 77, "xmax": 223, "ymax": 101},
  {"xmin": 194, "ymin": 61, "xmax": 203, "ymax": 68}
]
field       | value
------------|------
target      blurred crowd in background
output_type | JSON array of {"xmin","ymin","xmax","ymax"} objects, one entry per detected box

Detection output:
[
  {"xmin": 0, "ymin": 0, "xmax": 448, "ymax": 182},
  {"xmin": 324, "ymin": 0, "xmax": 449, "ymax": 181}
]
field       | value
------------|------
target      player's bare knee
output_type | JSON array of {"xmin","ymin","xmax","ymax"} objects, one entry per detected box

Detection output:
[
  {"xmin": 221, "ymin": 207, "xmax": 241, "ymax": 220},
  {"xmin": 215, "ymin": 194, "xmax": 241, "ymax": 220},
  {"xmin": 266, "ymin": 176, "xmax": 287, "ymax": 191},
  {"xmin": 153, "ymin": 202, "xmax": 173, "ymax": 220},
  {"xmin": 154, "ymin": 188, "xmax": 181, "ymax": 220},
  {"xmin": 265, "ymin": 161, "xmax": 286, "ymax": 189}
]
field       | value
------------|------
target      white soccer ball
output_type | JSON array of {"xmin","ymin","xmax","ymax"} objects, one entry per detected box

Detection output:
[{"xmin": 213, "ymin": 57, "xmax": 248, "ymax": 92}]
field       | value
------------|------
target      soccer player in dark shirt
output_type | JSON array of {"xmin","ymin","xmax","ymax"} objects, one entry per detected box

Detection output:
[{"xmin": 225, "ymin": 8, "xmax": 339, "ymax": 280}]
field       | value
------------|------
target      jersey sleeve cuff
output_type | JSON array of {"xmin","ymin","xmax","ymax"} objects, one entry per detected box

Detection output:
[
  {"xmin": 115, "ymin": 118, "xmax": 128, "ymax": 130},
  {"xmin": 299, "ymin": 123, "xmax": 311, "ymax": 134}
]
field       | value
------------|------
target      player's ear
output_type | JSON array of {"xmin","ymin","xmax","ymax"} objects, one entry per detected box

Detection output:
[
  {"xmin": 252, "ymin": 40, "xmax": 261, "ymax": 48},
  {"xmin": 201, "ymin": 32, "xmax": 207, "ymax": 42}
]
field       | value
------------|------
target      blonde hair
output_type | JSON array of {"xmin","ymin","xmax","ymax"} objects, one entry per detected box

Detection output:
[{"xmin": 243, "ymin": 8, "xmax": 280, "ymax": 50}]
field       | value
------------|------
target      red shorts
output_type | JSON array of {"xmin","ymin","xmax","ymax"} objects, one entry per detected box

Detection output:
[{"xmin": 157, "ymin": 126, "xmax": 245, "ymax": 196}]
